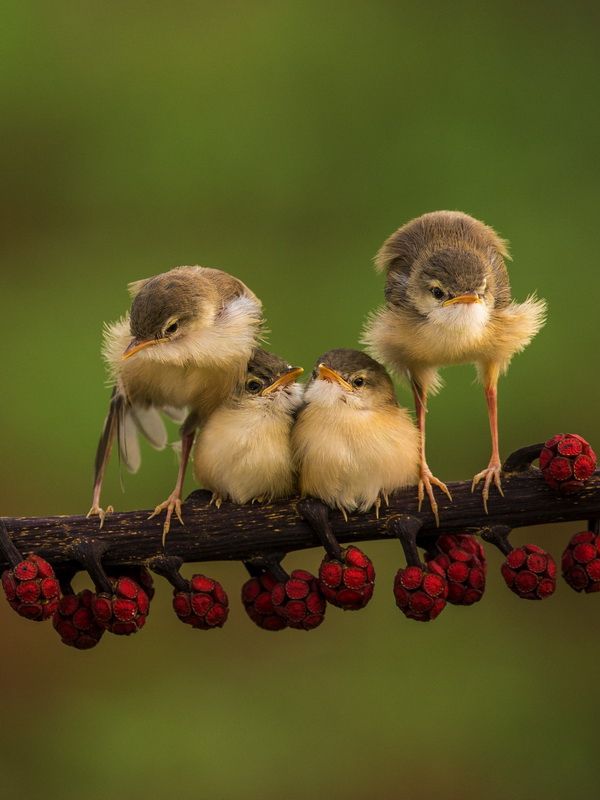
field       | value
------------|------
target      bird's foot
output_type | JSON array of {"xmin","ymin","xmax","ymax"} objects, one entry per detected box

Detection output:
[
  {"xmin": 417, "ymin": 469, "xmax": 452, "ymax": 527},
  {"xmin": 86, "ymin": 504, "xmax": 114, "ymax": 529},
  {"xmin": 148, "ymin": 494, "xmax": 184, "ymax": 546},
  {"xmin": 210, "ymin": 494, "xmax": 223, "ymax": 509},
  {"xmin": 471, "ymin": 461, "xmax": 504, "ymax": 514}
]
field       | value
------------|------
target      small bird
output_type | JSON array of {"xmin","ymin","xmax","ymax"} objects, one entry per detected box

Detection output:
[
  {"xmin": 88, "ymin": 265, "xmax": 264, "ymax": 536},
  {"xmin": 193, "ymin": 348, "xmax": 304, "ymax": 506},
  {"xmin": 363, "ymin": 210, "xmax": 546, "ymax": 520},
  {"xmin": 292, "ymin": 348, "xmax": 419, "ymax": 518}
]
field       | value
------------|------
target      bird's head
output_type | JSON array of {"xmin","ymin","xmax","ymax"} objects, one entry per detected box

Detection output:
[
  {"xmin": 406, "ymin": 249, "xmax": 495, "ymax": 329},
  {"xmin": 238, "ymin": 349, "xmax": 304, "ymax": 412},
  {"xmin": 121, "ymin": 267, "xmax": 260, "ymax": 366},
  {"xmin": 305, "ymin": 349, "xmax": 396, "ymax": 411}
]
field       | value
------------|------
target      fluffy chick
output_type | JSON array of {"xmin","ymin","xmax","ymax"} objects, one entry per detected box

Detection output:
[
  {"xmin": 90, "ymin": 265, "xmax": 263, "ymax": 534},
  {"xmin": 363, "ymin": 210, "xmax": 546, "ymax": 519},
  {"xmin": 292, "ymin": 348, "xmax": 419, "ymax": 518},
  {"xmin": 193, "ymin": 349, "xmax": 304, "ymax": 505}
]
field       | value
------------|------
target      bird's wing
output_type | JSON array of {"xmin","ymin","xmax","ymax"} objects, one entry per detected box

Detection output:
[{"xmin": 117, "ymin": 401, "xmax": 190, "ymax": 474}]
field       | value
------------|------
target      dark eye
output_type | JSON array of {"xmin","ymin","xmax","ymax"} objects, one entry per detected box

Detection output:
[
  {"xmin": 430, "ymin": 287, "xmax": 445, "ymax": 301},
  {"xmin": 352, "ymin": 377, "xmax": 365, "ymax": 388},
  {"xmin": 246, "ymin": 378, "xmax": 262, "ymax": 394},
  {"xmin": 165, "ymin": 322, "xmax": 179, "ymax": 335}
]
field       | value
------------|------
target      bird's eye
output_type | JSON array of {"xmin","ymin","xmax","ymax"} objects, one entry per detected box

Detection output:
[
  {"xmin": 352, "ymin": 377, "xmax": 365, "ymax": 388},
  {"xmin": 246, "ymin": 378, "xmax": 262, "ymax": 394},
  {"xmin": 430, "ymin": 287, "xmax": 445, "ymax": 301},
  {"xmin": 164, "ymin": 322, "xmax": 179, "ymax": 335}
]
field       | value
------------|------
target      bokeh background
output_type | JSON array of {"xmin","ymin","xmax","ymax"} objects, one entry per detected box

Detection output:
[{"xmin": 1, "ymin": 2, "xmax": 599, "ymax": 798}]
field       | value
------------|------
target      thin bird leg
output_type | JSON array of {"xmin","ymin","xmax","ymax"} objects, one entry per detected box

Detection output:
[
  {"xmin": 87, "ymin": 389, "xmax": 120, "ymax": 527},
  {"xmin": 149, "ymin": 426, "xmax": 195, "ymax": 546},
  {"xmin": 411, "ymin": 379, "xmax": 452, "ymax": 527},
  {"xmin": 472, "ymin": 364, "xmax": 504, "ymax": 513}
]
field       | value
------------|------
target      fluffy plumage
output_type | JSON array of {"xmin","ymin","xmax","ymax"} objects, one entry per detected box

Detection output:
[
  {"xmin": 364, "ymin": 211, "xmax": 546, "ymax": 389},
  {"xmin": 292, "ymin": 349, "xmax": 419, "ymax": 516},
  {"xmin": 193, "ymin": 349, "xmax": 303, "ymax": 505},
  {"xmin": 362, "ymin": 210, "xmax": 547, "ymax": 518},
  {"xmin": 89, "ymin": 265, "xmax": 263, "ymax": 531}
]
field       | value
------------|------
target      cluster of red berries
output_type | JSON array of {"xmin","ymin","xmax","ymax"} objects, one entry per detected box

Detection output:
[
  {"xmin": 500, "ymin": 544, "xmax": 557, "ymax": 600},
  {"xmin": 0, "ymin": 549, "xmax": 233, "ymax": 648},
  {"xmin": 425, "ymin": 534, "xmax": 486, "ymax": 606},
  {"xmin": 540, "ymin": 433, "xmax": 596, "ymax": 493},
  {"xmin": 2, "ymin": 554, "xmax": 60, "ymax": 621},
  {"xmin": 242, "ymin": 547, "xmax": 376, "ymax": 631},
  {"xmin": 173, "ymin": 574, "xmax": 229, "ymax": 629},
  {"xmin": 562, "ymin": 531, "xmax": 600, "ymax": 593}
]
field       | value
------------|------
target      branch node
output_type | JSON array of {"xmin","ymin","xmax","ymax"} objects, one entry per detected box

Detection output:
[
  {"xmin": 387, "ymin": 514, "xmax": 424, "ymax": 567},
  {"xmin": 149, "ymin": 555, "xmax": 189, "ymax": 592},
  {"xmin": 481, "ymin": 525, "xmax": 513, "ymax": 555},
  {"xmin": 298, "ymin": 497, "xmax": 343, "ymax": 560},
  {"xmin": 502, "ymin": 443, "xmax": 544, "ymax": 474},
  {"xmin": 0, "ymin": 520, "xmax": 25, "ymax": 568},
  {"xmin": 243, "ymin": 553, "xmax": 289, "ymax": 582},
  {"xmin": 70, "ymin": 538, "xmax": 112, "ymax": 594}
]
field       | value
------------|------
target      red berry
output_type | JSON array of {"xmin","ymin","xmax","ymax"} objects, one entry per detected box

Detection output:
[
  {"xmin": 501, "ymin": 545, "xmax": 556, "ymax": 600},
  {"xmin": 318, "ymin": 546, "xmax": 375, "ymax": 610},
  {"xmin": 540, "ymin": 434, "xmax": 596, "ymax": 494},
  {"xmin": 425, "ymin": 533, "xmax": 487, "ymax": 606},
  {"xmin": 562, "ymin": 531, "xmax": 600, "ymax": 593},
  {"xmin": 107, "ymin": 565, "xmax": 156, "ymax": 603},
  {"xmin": 241, "ymin": 572, "xmax": 288, "ymax": 631},
  {"xmin": 271, "ymin": 569, "xmax": 326, "ymax": 630},
  {"xmin": 172, "ymin": 574, "xmax": 229, "ymax": 629},
  {"xmin": 1, "ymin": 554, "xmax": 60, "ymax": 621},
  {"xmin": 91, "ymin": 576, "xmax": 149, "ymax": 635},
  {"xmin": 393, "ymin": 566, "xmax": 448, "ymax": 622},
  {"xmin": 53, "ymin": 590, "xmax": 105, "ymax": 649}
]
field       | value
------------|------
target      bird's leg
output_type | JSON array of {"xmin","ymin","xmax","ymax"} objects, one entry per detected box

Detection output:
[
  {"xmin": 472, "ymin": 365, "xmax": 504, "ymax": 513},
  {"xmin": 411, "ymin": 379, "xmax": 452, "ymax": 526},
  {"xmin": 149, "ymin": 425, "xmax": 195, "ymax": 545},
  {"xmin": 87, "ymin": 390, "xmax": 121, "ymax": 527}
]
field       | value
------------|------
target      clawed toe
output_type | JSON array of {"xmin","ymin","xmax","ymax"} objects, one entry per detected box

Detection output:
[
  {"xmin": 417, "ymin": 471, "xmax": 452, "ymax": 526},
  {"xmin": 148, "ymin": 496, "xmax": 185, "ymax": 545},
  {"xmin": 86, "ymin": 504, "xmax": 114, "ymax": 529},
  {"xmin": 472, "ymin": 465, "xmax": 504, "ymax": 513}
]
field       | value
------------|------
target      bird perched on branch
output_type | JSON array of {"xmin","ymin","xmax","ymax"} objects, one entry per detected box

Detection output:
[
  {"xmin": 292, "ymin": 348, "xmax": 419, "ymax": 518},
  {"xmin": 88, "ymin": 265, "xmax": 264, "ymax": 537},
  {"xmin": 363, "ymin": 210, "xmax": 546, "ymax": 521},
  {"xmin": 193, "ymin": 348, "xmax": 304, "ymax": 506}
]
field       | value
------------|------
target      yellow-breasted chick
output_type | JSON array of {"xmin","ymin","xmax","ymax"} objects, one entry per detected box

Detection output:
[
  {"xmin": 193, "ymin": 349, "xmax": 304, "ymax": 506},
  {"xmin": 363, "ymin": 210, "xmax": 546, "ymax": 519},
  {"xmin": 89, "ymin": 265, "xmax": 263, "ymax": 536},
  {"xmin": 292, "ymin": 348, "xmax": 419, "ymax": 518}
]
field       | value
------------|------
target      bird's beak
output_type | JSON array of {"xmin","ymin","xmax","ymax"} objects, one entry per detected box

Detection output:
[
  {"xmin": 261, "ymin": 366, "xmax": 304, "ymax": 395},
  {"xmin": 318, "ymin": 363, "xmax": 353, "ymax": 391},
  {"xmin": 122, "ymin": 337, "xmax": 168, "ymax": 360},
  {"xmin": 442, "ymin": 292, "xmax": 481, "ymax": 307}
]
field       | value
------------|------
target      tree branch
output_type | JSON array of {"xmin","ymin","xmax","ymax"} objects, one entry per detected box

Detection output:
[{"xmin": 1, "ymin": 447, "xmax": 599, "ymax": 572}]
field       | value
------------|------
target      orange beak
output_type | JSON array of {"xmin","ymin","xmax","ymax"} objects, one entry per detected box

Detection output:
[
  {"xmin": 442, "ymin": 293, "xmax": 481, "ymax": 307},
  {"xmin": 261, "ymin": 366, "xmax": 304, "ymax": 395},
  {"xmin": 317, "ymin": 363, "xmax": 353, "ymax": 391},
  {"xmin": 122, "ymin": 337, "xmax": 168, "ymax": 360}
]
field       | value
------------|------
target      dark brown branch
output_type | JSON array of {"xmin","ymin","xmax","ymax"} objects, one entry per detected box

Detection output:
[{"xmin": 1, "ymin": 445, "xmax": 599, "ymax": 572}]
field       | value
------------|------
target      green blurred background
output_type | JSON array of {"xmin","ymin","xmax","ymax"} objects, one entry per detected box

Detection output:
[{"xmin": 1, "ymin": 2, "xmax": 599, "ymax": 798}]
